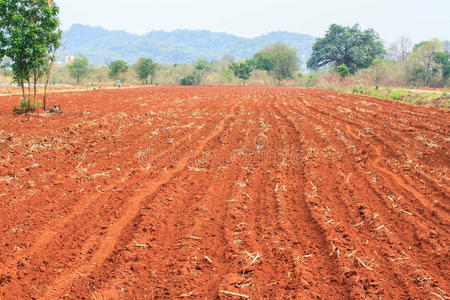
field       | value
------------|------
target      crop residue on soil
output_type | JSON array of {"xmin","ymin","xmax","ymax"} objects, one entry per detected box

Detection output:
[{"xmin": 0, "ymin": 86, "xmax": 448, "ymax": 299}]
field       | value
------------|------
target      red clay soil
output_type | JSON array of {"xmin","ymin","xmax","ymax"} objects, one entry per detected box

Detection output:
[{"xmin": 0, "ymin": 87, "xmax": 448, "ymax": 299}]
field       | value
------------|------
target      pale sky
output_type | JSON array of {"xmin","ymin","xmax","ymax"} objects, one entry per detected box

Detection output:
[{"xmin": 58, "ymin": 0, "xmax": 449, "ymax": 44}]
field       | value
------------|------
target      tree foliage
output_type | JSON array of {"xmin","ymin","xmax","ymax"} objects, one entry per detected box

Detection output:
[
  {"xmin": 0, "ymin": 0, "xmax": 62, "ymax": 110},
  {"xmin": 135, "ymin": 58, "xmax": 157, "ymax": 84},
  {"xmin": 270, "ymin": 43, "xmax": 299, "ymax": 83},
  {"xmin": 434, "ymin": 51, "xmax": 449, "ymax": 83},
  {"xmin": 252, "ymin": 51, "xmax": 275, "ymax": 73},
  {"xmin": 180, "ymin": 58, "xmax": 211, "ymax": 85},
  {"xmin": 230, "ymin": 60, "xmax": 253, "ymax": 85},
  {"xmin": 337, "ymin": 64, "xmax": 349, "ymax": 78},
  {"xmin": 253, "ymin": 43, "xmax": 299, "ymax": 84},
  {"xmin": 68, "ymin": 55, "xmax": 89, "ymax": 84},
  {"xmin": 406, "ymin": 39, "xmax": 443, "ymax": 86},
  {"xmin": 307, "ymin": 24, "xmax": 385, "ymax": 74},
  {"xmin": 108, "ymin": 60, "xmax": 128, "ymax": 80},
  {"xmin": 194, "ymin": 58, "xmax": 209, "ymax": 72},
  {"xmin": 180, "ymin": 73, "xmax": 199, "ymax": 86}
]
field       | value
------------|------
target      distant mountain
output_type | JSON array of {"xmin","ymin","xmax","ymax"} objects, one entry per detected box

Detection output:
[{"xmin": 60, "ymin": 24, "xmax": 316, "ymax": 65}]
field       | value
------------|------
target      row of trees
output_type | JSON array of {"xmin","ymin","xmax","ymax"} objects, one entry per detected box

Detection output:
[
  {"xmin": 67, "ymin": 56, "xmax": 158, "ymax": 85},
  {"xmin": 405, "ymin": 39, "xmax": 449, "ymax": 86},
  {"xmin": 65, "ymin": 24, "xmax": 447, "ymax": 88},
  {"xmin": 181, "ymin": 43, "xmax": 299, "ymax": 86},
  {"xmin": 65, "ymin": 43, "xmax": 301, "ymax": 87},
  {"xmin": 306, "ymin": 24, "xmax": 449, "ymax": 87},
  {"xmin": 350, "ymin": 38, "xmax": 449, "ymax": 87}
]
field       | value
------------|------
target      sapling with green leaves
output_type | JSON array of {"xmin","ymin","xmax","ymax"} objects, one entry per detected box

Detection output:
[{"xmin": 0, "ymin": 0, "xmax": 62, "ymax": 111}]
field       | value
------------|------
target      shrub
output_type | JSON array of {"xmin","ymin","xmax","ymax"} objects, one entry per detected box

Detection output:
[
  {"xmin": 180, "ymin": 73, "xmax": 196, "ymax": 85},
  {"xmin": 390, "ymin": 91, "xmax": 402, "ymax": 100},
  {"xmin": 351, "ymin": 85, "xmax": 366, "ymax": 94},
  {"xmin": 337, "ymin": 64, "xmax": 350, "ymax": 78},
  {"xmin": 14, "ymin": 98, "xmax": 37, "ymax": 114}
]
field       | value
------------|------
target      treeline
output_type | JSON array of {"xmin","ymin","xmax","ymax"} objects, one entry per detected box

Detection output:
[
  {"xmin": 46, "ymin": 43, "xmax": 300, "ymax": 87},
  {"xmin": 47, "ymin": 24, "xmax": 449, "ymax": 89},
  {"xmin": 3, "ymin": 20, "xmax": 449, "ymax": 91},
  {"xmin": 307, "ymin": 24, "xmax": 449, "ymax": 88},
  {"xmin": 2, "ymin": 1, "xmax": 447, "ymax": 114}
]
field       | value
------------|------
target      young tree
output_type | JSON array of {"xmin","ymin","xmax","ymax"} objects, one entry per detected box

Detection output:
[
  {"xmin": 271, "ymin": 43, "xmax": 299, "ymax": 84},
  {"xmin": 0, "ymin": 0, "xmax": 62, "ymax": 110},
  {"xmin": 230, "ymin": 60, "xmax": 253, "ymax": 85},
  {"xmin": 253, "ymin": 43, "xmax": 299, "ymax": 84},
  {"xmin": 307, "ymin": 24, "xmax": 385, "ymax": 74},
  {"xmin": 108, "ymin": 60, "xmax": 128, "ymax": 80},
  {"xmin": 68, "ymin": 55, "xmax": 89, "ymax": 84},
  {"xmin": 135, "ymin": 58, "xmax": 157, "ymax": 84},
  {"xmin": 337, "ymin": 64, "xmax": 349, "ymax": 78}
]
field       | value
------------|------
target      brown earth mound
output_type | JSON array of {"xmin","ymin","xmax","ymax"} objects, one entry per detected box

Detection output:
[{"xmin": 0, "ymin": 87, "xmax": 448, "ymax": 299}]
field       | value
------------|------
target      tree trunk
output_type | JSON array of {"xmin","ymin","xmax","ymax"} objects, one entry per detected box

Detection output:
[
  {"xmin": 33, "ymin": 72, "xmax": 38, "ymax": 106},
  {"xmin": 44, "ymin": 55, "xmax": 55, "ymax": 111},
  {"xmin": 21, "ymin": 82, "xmax": 26, "ymax": 102},
  {"xmin": 27, "ymin": 79, "xmax": 31, "ymax": 106}
]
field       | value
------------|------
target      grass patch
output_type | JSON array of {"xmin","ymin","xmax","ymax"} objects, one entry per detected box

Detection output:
[{"xmin": 318, "ymin": 85, "xmax": 449, "ymax": 109}]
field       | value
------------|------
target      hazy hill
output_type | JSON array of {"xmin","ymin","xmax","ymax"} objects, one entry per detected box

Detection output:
[{"xmin": 60, "ymin": 24, "xmax": 316, "ymax": 65}]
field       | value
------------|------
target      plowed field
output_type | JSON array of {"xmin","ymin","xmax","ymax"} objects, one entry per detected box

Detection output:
[{"xmin": 0, "ymin": 87, "xmax": 448, "ymax": 299}]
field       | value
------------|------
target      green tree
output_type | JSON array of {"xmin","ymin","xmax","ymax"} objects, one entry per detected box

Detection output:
[
  {"xmin": 194, "ymin": 58, "xmax": 209, "ymax": 72},
  {"xmin": 271, "ymin": 43, "xmax": 299, "ymax": 84},
  {"xmin": 252, "ymin": 51, "xmax": 275, "ymax": 73},
  {"xmin": 253, "ymin": 43, "xmax": 299, "ymax": 84},
  {"xmin": 407, "ymin": 39, "xmax": 442, "ymax": 86},
  {"xmin": 230, "ymin": 60, "xmax": 253, "ymax": 85},
  {"xmin": 135, "ymin": 58, "xmax": 157, "ymax": 84},
  {"xmin": 180, "ymin": 73, "xmax": 197, "ymax": 86},
  {"xmin": 108, "ymin": 60, "xmax": 128, "ymax": 80},
  {"xmin": 0, "ymin": 0, "xmax": 62, "ymax": 110},
  {"xmin": 221, "ymin": 66, "xmax": 234, "ymax": 83},
  {"xmin": 68, "ymin": 55, "xmax": 89, "ymax": 84},
  {"xmin": 337, "ymin": 64, "xmax": 349, "ymax": 78},
  {"xmin": 434, "ymin": 52, "xmax": 449, "ymax": 84},
  {"xmin": 180, "ymin": 58, "xmax": 210, "ymax": 86},
  {"xmin": 307, "ymin": 24, "xmax": 385, "ymax": 74}
]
